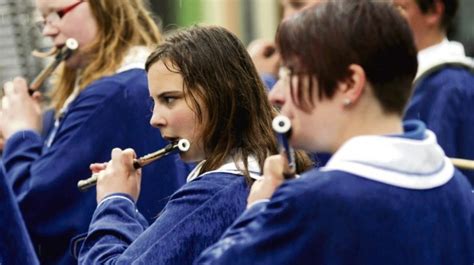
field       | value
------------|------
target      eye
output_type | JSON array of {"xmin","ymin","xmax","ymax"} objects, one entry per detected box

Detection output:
[{"xmin": 159, "ymin": 96, "xmax": 177, "ymax": 106}]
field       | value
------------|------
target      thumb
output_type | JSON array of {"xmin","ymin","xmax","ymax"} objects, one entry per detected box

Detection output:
[
  {"xmin": 32, "ymin": 91, "xmax": 43, "ymax": 102},
  {"xmin": 263, "ymin": 155, "xmax": 286, "ymax": 183}
]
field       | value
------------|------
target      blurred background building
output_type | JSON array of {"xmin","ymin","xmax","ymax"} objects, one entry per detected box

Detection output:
[
  {"xmin": 1, "ymin": 0, "xmax": 473, "ymax": 88},
  {"xmin": 0, "ymin": 0, "xmax": 44, "ymax": 88}
]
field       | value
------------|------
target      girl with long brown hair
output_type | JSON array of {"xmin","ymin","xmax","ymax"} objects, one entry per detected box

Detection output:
[
  {"xmin": 0, "ymin": 1, "xmax": 185, "ymax": 264},
  {"xmin": 78, "ymin": 25, "xmax": 311, "ymax": 264}
]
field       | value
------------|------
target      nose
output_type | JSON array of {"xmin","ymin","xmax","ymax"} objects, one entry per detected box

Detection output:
[
  {"xmin": 42, "ymin": 22, "xmax": 60, "ymax": 37},
  {"xmin": 149, "ymin": 106, "xmax": 166, "ymax": 129},
  {"xmin": 268, "ymin": 79, "xmax": 286, "ymax": 108}
]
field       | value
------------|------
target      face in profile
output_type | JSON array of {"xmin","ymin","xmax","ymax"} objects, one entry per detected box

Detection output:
[
  {"xmin": 392, "ymin": 0, "xmax": 428, "ymax": 50},
  {"xmin": 147, "ymin": 60, "xmax": 206, "ymax": 163},
  {"xmin": 35, "ymin": 0, "xmax": 98, "ymax": 68},
  {"xmin": 269, "ymin": 68, "xmax": 343, "ymax": 154}
]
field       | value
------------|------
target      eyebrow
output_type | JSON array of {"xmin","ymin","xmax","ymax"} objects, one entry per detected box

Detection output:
[{"xmin": 156, "ymin": 90, "xmax": 183, "ymax": 98}]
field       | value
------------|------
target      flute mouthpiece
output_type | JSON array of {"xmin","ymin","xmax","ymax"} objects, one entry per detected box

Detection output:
[
  {"xmin": 272, "ymin": 115, "xmax": 291, "ymax": 134},
  {"xmin": 177, "ymin": 139, "xmax": 191, "ymax": 152},
  {"xmin": 65, "ymin": 38, "xmax": 79, "ymax": 50}
]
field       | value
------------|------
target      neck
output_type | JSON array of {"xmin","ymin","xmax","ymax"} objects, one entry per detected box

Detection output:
[
  {"xmin": 331, "ymin": 99, "xmax": 403, "ymax": 153},
  {"xmin": 416, "ymin": 29, "xmax": 446, "ymax": 51}
]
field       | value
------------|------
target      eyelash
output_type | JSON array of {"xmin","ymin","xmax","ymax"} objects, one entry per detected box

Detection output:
[{"xmin": 160, "ymin": 96, "xmax": 176, "ymax": 105}]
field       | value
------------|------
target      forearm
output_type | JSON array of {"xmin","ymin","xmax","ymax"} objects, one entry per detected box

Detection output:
[
  {"xmin": 79, "ymin": 194, "xmax": 148, "ymax": 265},
  {"xmin": 196, "ymin": 201, "xmax": 268, "ymax": 265},
  {"xmin": 2, "ymin": 130, "xmax": 43, "ymax": 194}
]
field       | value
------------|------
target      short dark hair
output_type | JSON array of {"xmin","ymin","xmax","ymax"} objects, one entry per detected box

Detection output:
[
  {"xmin": 275, "ymin": 0, "xmax": 418, "ymax": 115},
  {"xmin": 415, "ymin": 0, "xmax": 458, "ymax": 30}
]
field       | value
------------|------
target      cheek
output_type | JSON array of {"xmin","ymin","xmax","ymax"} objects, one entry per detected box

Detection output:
[
  {"xmin": 62, "ymin": 13, "xmax": 98, "ymax": 48},
  {"xmin": 286, "ymin": 110, "xmax": 305, "ymax": 146},
  {"xmin": 172, "ymin": 109, "xmax": 199, "ymax": 136},
  {"xmin": 77, "ymin": 21, "xmax": 98, "ymax": 46},
  {"xmin": 179, "ymin": 118, "xmax": 205, "ymax": 162},
  {"xmin": 289, "ymin": 109, "xmax": 327, "ymax": 152},
  {"xmin": 403, "ymin": 8, "xmax": 422, "ymax": 30}
]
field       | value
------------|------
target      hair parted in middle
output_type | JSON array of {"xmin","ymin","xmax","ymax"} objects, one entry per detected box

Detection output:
[{"xmin": 146, "ymin": 25, "xmax": 290, "ymax": 183}]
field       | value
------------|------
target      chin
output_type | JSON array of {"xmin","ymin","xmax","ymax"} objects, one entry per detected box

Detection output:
[
  {"xmin": 64, "ymin": 54, "xmax": 84, "ymax": 70},
  {"xmin": 179, "ymin": 151, "xmax": 205, "ymax": 164},
  {"xmin": 179, "ymin": 152, "xmax": 195, "ymax": 163},
  {"xmin": 292, "ymin": 138, "xmax": 316, "ymax": 153}
]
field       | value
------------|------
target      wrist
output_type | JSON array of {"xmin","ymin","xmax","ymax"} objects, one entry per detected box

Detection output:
[
  {"xmin": 247, "ymin": 198, "xmax": 270, "ymax": 209},
  {"xmin": 4, "ymin": 124, "xmax": 41, "ymax": 140},
  {"xmin": 97, "ymin": 193, "xmax": 136, "ymax": 209}
]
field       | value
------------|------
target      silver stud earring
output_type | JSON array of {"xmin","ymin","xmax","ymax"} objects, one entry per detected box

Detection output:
[{"xmin": 343, "ymin": 98, "xmax": 352, "ymax": 107}]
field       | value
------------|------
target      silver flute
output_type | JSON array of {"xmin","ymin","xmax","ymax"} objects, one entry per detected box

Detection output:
[
  {"xmin": 77, "ymin": 139, "xmax": 190, "ymax": 191},
  {"xmin": 29, "ymin": 38, "xmax": 79, "ymax": 95}
]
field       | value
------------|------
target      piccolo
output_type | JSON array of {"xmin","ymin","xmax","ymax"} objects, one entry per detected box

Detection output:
[
  {"xmin": 77, "ymin": 139, "xmax": 190, "ymax": 192},
  {"xmin": 28, "ymin": 38, "xmax": 79, "ymax": 95},
  {"xmin": 272, "ymin": 115, "xmax": 296, "ymax": 178}
]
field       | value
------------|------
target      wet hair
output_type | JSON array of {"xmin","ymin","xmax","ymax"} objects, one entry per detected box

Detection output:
[
  {"xmin": 415, "ymin": 0, "xmax": 458, "ymax": 30},
  {"xmin": 146, "ymin": 25, "xmax": 281, "ymax": 182},
  {"xmin": 51, "ymin": 0, "xmax": 161, "ymax": 113},
  {"xmin": 276, "ymin": 0, "xmax": 418, "ymax": 115}
]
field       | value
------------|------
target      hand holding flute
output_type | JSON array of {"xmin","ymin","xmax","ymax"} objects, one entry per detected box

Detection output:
[
  {"xmin": 1, "ymin": 78, "xmax": 43, "ymax": 139},
  {"xmin": 78, "ymin": 139, "xmax": 190, "ymax": 200},
  {"xmin": 92, "ymin": 148, "xmax": 143, "ymax": 203},
  {"xmin": 0, "ymin": 38, "xmax": 78, "ymax": 140}
]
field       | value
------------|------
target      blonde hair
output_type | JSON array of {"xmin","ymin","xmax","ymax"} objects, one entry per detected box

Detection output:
[{"xmin": 51, "ymin": 0, "xmax": 161, "ymax": 113}]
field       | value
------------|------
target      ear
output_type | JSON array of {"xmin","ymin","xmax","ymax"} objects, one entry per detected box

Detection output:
[
  {"xmin": 338, "ymin": 64, "xmax": 366, "ymax": 107},
  {"xmin": 425, "ymin": 0, "xmax": 444, "ymax": 28}
]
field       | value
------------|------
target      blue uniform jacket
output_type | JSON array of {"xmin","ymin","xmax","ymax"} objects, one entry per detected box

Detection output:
[
  {"xmin": 196, "ymin": 121, "xmax": 474, "ymax": 265},
  {"xmin": 1, "ymin": 68, "xmax": 187, "ymax": 264},
  {"xmin": 78, "ymin": 163, "xmax": 254, "ymax": 265},
  {"xmin": 0, "ymin": 170, "xmax": 39, "ymax": 265},
  {"xmin": 404, "ymin": 65, "xmax": 474, "ymax": 185}
]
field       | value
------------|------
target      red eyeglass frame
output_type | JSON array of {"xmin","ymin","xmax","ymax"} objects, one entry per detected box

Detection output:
[{"xmin": 57, "ymin": 0, "xmax": 85, "ymax": 18}]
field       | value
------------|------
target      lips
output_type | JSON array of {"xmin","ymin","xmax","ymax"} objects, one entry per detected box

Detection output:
[
  {"xmin": 163, "ymin": 136, "xmax": 179, "ymax": 143},
  {"xmin": 53, "ymin": 41, "xmax": 66, "ymax": 49}
]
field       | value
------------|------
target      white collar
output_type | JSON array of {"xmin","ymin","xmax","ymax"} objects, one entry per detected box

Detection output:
[
  {"xmin": 186, "ymin": 156, "xmax": 262, "ymax": 183},
  {"xmin": 415, "ymin": 38, "xmax": 474, "ymax": 81},
  {"xmin": 116, "ymin": 46, "xmax": 151, "ymax": 73},
  {"xmin": 321, "ymin": 130, "xmax": 454, "ymax": 190}
]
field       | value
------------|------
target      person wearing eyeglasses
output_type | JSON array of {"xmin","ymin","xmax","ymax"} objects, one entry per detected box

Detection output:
[
  {"xmin": 0, "ymin": 1, "xmax": 187, "ymax": 264},
  {"xmin": 196, "ymin": 1, "xmax": 474, "ymax": 264}
]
